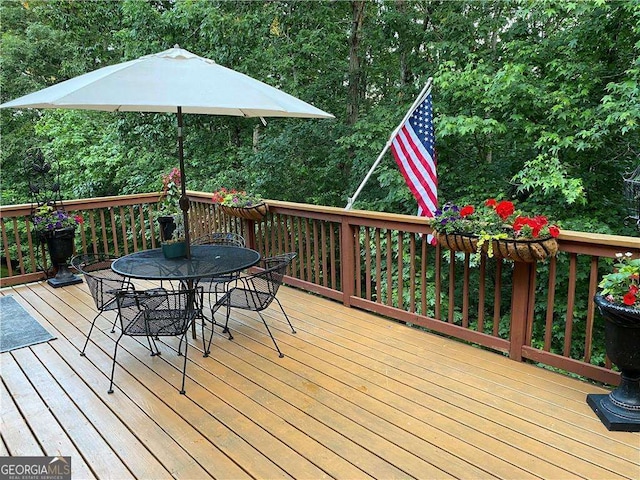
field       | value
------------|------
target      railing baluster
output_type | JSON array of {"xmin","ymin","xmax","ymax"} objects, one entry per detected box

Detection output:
[
  {"xmin": 397, "ymin": 231, "xmax": 404, "ymax": 310},
  {"xmin": 543, "ymin": 256, "xmax": 557, "ymax": 351},
  {"xmin": 409, "ymin": 233, "xmax": 416, "ymax": 313},
  {"xmin": 364, "ymin": 227, "xmax": 372, "ymax": 301},
  {"xmin": 564, "ymin": 253, "xmax": 578, "ymax": 357},
  {"xmin": 462, "ymin": 253, "xmax": 470, "ymax": 328},
  {"xmin": 584, "ymin": 256, "xmax": 599, "ymax": 363},
  {"xmin": 386, "ymin": 230, "xmax": 393, "ymax": 307},
  {"xmin": 477, "ymin": 256, "xmax": 486, "ymax": 332},
  {"xmin": 375, "ymin": 229, "xmax": 382, "ymax": 304}
]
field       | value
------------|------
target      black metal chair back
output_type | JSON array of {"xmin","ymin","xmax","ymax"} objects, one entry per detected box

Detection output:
[
  {"xmin": 71, "ymin": 253, "xmax": 133, "ymax": 356},
  {"xmin": 108, "ymin": 288, "xmax": 200, "ymax": 395},
  {"xmin": 207, "ymin": 252, "xmax": 297, "ymax": 358},
  {"xmin": 191, "ymin": 232, "xmax": 245, "ymax": 247},
  {"xmin": 192, "ymin": 232, "xmax": 247, "ymax": 321}
]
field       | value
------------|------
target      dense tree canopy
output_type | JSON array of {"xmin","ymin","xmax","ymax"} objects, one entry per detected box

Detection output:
[{"xmin": 1, "ymin": 0, "xmax": 638, "ymax": 236}]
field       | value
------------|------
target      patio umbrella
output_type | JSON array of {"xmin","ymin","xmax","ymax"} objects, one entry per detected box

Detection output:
[{"xmin": 1, "ymin": 45, "xmax": 333, "ymax": 257}]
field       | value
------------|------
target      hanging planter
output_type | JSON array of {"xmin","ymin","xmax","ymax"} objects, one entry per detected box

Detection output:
[
  {"xmin": 219, "ymin": 202, "xmax": 269, "ymax": 221},
  {"xmin": 212, "ymin": 188, "xmax": 268, "ymax": 221},
  {"xmin": 436, "ymin": 232, "xmax": 479, "ymax": 254},
  {"xmin": 433, "ymin": 198, "xmax": 560, "ymax": 262},
  {"xmin": 492, "ymin": 236, "xmax": 558, "ymax": 263}
]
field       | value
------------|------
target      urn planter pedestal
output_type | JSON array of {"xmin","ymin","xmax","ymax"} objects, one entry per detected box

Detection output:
[
  {"xmin": 45, "ymin": 226, "xmax": 82, "ymax": 288},
  {"xmin": 586, "ymin": 294, "xmax": 640, "ymax": 431}
]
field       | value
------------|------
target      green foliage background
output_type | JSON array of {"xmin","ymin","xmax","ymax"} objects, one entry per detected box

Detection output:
[{"xmin": 1, "ymin": 0, "xmax": 639, "ymax": 237}]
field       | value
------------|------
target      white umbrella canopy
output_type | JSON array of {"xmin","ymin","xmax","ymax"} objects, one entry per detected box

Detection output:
[
  {"xmin": 1, "ymin": 46, "xmax": 333, "ymax": 256},
  {"xmin": 0, "ymin": 45, "xmax": 333, "ymax": 118}
]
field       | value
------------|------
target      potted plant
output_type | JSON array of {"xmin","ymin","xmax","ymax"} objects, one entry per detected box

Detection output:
[
  {"xmin": 157, "ymin": 167, "xmax": 182, "ymax": 242},
  {"xmin": 431, "ymin": 198, "xmax": 560, "ymax": 262},
  {"xmin": 587, "ymin": 252, "xmax": 640, "ymax": 431},
  {"xmin": 31, "ymin": 204, "xmax": 84, "ymax": 287},
  {"xmin": 161, "ymin": 214, "xmax": 187, "ymax": 259},
  {"xmin": 211, "ymin": 188, "xmax": 268, "ymax": 221}
]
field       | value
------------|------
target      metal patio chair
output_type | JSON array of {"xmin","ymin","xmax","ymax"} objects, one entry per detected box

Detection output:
[
  {"xmin": 191, "ymin": 232, "xmax": 247, "ymax": 320},
  {"xmin": 108, "ymin": 287, "xmax": 202, "ymax": 395},
  {"xmin": 71, "ymin": 253, "xmax": 136, "ymax": 356},
  {"xmin": 206, "ymin": 252, "xmax": 297, "ymax": 358}
]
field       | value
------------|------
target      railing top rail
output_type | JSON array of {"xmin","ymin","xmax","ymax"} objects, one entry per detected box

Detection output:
[
  {"xmin": 0, "ymin": 192, "xmax": 162, "ymax": 218},
  {"xmin": 3, "ymin": 190, "xmax": 638, "ymax": 249}
]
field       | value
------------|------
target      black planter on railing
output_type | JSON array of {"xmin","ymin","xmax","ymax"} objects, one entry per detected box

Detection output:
[
  {"xmin": 157, "ymin": 216, "xmax": 177, "ymax": 242},
  {"xmin": 44, "ymin": 226, "xmax": 82, "ymax": 288},
  {"xmin": 587, "ymin": 294, "xmax": 640, "ymax": 431}
]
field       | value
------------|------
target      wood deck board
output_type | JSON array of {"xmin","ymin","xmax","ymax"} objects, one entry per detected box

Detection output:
[
  {"xmin": 0, "ymin": 280, "xmax": 638, "ymax": 480},
  {"xmin": 271, "ymin": 291, "xmax": 637, "ymax": 475}
]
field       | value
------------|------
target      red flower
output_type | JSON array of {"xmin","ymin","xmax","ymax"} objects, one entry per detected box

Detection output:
[
  {"xmin": 512, "ymin": 216, "xmax": 527, "ymax": 231},
  {"xmin": 548, "ymin": 225, "xmax": 560, "ymax": 238},
  {"xmin": 630, "ymin": 284, "xmax": 639, "ymax": 295},
  {"xmin": 74, "ymin": 214, "xmax": 84, "ymax": 225},
  {"xmin": 485, "ymin": 198, "xmax": 497, "ymax": 208},
  {"xmin": 623, "ymin": 291, "xmax": 637, "ymax": 306},
  {"xmin": 460, "ymin": 205, "xmax": 474, "ymax": 217},
  {"xmin": 495, "ymin": 200, "xmax": 515, "ymax": 221},
  {"xmin": 533, "ymin": 215, "xmax": 548, "ymax": 228}
]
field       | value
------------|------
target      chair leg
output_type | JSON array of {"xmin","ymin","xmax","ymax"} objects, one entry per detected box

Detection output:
[
  {"xmin": 180, "ymin": 331, "xmax": 189, "ymax": 394},
  {"xmin": 110, "ymin": 314, "xmax": 118, "ymax": 333},
  {"xmin": 223, "ymin": 301, "xmax": 233, "ymax": 340},
  {"xmin": 108, "ymin": 333, "xmax": 124, "ymax": 393},
  {"xmin": 274, "ymin": 297, "xmax": 296, "ymax": 334},
  {"xmin": 146, "ymin": 334, "xmax": 160, "ymax": 356},
  {"xmin": 257, "ymin": 312, "xmax": 284, "ymax": 358},
  {"xmin": 80, "ymin": 311, "xmax": 101, "ymax": 356}
]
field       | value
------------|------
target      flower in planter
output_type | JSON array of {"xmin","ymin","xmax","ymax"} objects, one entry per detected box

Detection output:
[
  {"xmin": 211, "ymin": 188, "xmax": 263, "ymax": 208},
  {"xmin": 158, "ymin": 167, "xmax": 182, "ymax": 218},
  {"xmin": 598, "ymin": 252, "xmax": 640, "ymax": 309},
  {"xmin": 157, "ymin": 168, "xmax": 186, "ymax": 243},
  {"xmin": 32, "ymin": 204, "xmax": 83, "ymax": 236},
  {"xmin": 432, "ymin": 198, "xmax": 560, "ymax": 257}
]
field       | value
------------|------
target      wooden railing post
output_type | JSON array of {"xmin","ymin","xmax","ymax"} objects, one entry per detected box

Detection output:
[
  {"xmin": 341, "ymin": 217, "xmax": 355, "ymax": 307},
  {"xmin": 244, "ymin": 219, "xmax": 257, "ymax": 251},
  {"xmin": 509, "ymin": 261, "xmax": 534, "ymax": 361}
]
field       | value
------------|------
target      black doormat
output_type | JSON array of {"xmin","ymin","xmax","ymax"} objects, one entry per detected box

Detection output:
[{"xmin": 0, "ymin": 296, "xmax": 56, "ymax": 353}]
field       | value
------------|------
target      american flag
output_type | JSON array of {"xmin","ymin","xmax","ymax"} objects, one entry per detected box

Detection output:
[{"xmin": 390, "ymin": 92, "xmax": 437, "ymax": 218}]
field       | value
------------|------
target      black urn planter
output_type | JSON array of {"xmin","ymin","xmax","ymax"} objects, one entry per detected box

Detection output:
[
  {"xmin": 44, "ymin": 226, "xmax": 82, "ymax": 288},
  {"xmin": 157, "ymin": 216, "xmax": 177, "ymax": 242},
  {"xmin": 587, "ymin": 294, "xmax": 640, "ymax": 431}
]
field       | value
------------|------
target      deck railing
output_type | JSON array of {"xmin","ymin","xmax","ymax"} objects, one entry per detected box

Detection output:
[{"xmin": 2, "ymin": 192, "xmax": 638, "ymax": 385}]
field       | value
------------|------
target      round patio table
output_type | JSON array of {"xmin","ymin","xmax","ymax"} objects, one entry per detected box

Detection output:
[
  {"xmin": 111, "ymin": 245, "xmax": 260, "ymax": 281},
  {"xmin": 112, "ymin": 245, "xmax": 261, "ymax": 339}
]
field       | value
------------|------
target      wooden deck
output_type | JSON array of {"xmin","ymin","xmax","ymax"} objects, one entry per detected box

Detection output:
[{"xmin": 1, "ymin": 279, "xmax": 638, "ymax": 480}]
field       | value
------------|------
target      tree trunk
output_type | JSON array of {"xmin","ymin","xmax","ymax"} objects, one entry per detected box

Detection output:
[{"xmin": 347, "ymin": 0, "xmax": 366, "ymax": 126}]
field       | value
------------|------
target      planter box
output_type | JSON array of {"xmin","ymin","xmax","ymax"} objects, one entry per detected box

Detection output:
[{"xmin": 162, "ymin": 241, "xmax": 187, "ymax": 259}]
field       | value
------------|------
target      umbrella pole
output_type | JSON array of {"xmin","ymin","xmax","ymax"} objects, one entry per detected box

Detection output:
[{"xmin": 177, "ymin": 106, "xmax": 191, "ymax": 258}]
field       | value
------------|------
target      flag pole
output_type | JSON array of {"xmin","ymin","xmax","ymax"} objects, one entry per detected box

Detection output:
[{"xmin": 345, "ymin": 77, "xmax": 433, "ymax": 210}]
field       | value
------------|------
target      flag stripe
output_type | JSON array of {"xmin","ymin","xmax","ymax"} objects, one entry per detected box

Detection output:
[
  {"xmin": 390, "ymin": 90, "xmax": 437, "ymax": 218},
  {"xmin": 391, "ymin": 141, "xmax": 433, "ymax": 214},
  {"xmin": 392, "ymin": 127, "xmax": 437, "ymax": 209}
]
